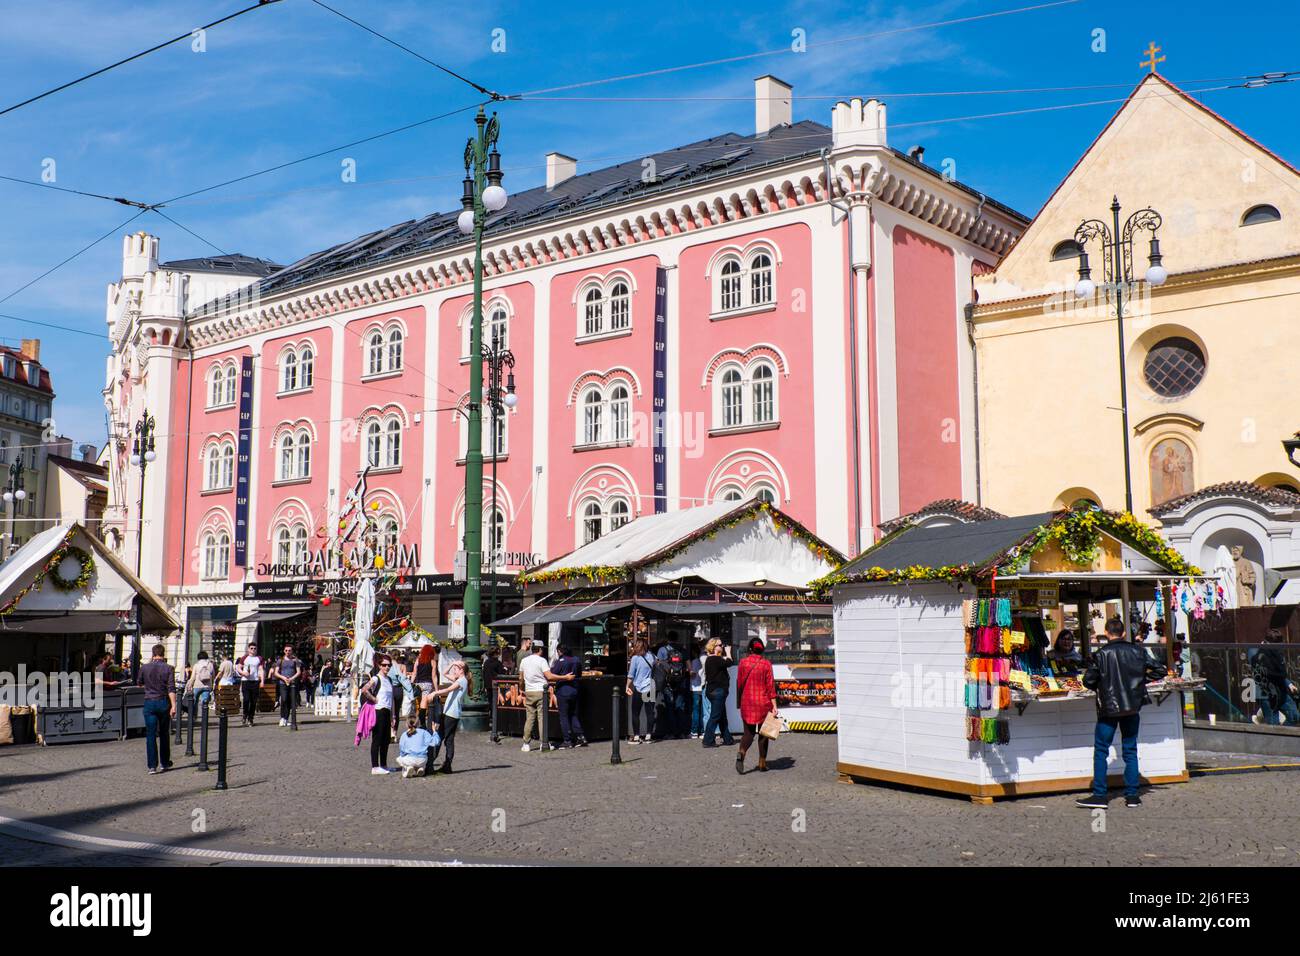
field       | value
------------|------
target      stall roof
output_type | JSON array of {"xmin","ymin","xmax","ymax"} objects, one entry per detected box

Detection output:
[
  {"xmin": 490, "ymin": 600, "xmax": 634, "ymax": 627},
  {"xmin": 236, "ymin": 604, "xmax": 316, "ymax": 624},
  {"xmin": 842, "ymin": 512, "xmax": 1058, "ymax": 576},
  {"xmin": 521, "ymin": 499, "xmax": 843, "ymax": 590},
  {"xmin": 0, "ymin": 523, "xmax": 178, "ymax": 632}
]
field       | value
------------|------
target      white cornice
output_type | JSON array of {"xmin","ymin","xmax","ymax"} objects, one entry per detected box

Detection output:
[{"xmin": 183, "ymin": 151, "xmax": 1024, "ymax": 349}]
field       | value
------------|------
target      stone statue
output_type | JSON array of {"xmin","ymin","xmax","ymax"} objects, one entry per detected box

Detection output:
[{"xmin": 1231, "ymin": 545, "xmax": 1257, "ymax": 607}]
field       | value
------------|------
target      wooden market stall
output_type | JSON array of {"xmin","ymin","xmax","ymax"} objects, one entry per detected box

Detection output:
[
  {"xmin": 825, "ymin": 510, "xmax": 1205, "ymax": 802},
  {"xmin": 495, "ymin": 499, "xmax": 845, "ymax": 739}
]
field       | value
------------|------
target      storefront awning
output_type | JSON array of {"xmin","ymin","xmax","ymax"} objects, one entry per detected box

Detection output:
[
  {"xmin": 490, "ymin": 600, "xmax": 633, "ymax": 627},
  {"xmin": 236, "ymin": 604, "xmax": 317, "ymax": 624},
  {"xmin": 634, "ymin": 599, "xmax": 830, "ymax": 617}
]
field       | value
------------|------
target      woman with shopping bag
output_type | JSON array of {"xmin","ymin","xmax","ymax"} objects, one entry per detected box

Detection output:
[{"xmin": 735, "ymin": 637, "xmax": 778, "ymax": 774}]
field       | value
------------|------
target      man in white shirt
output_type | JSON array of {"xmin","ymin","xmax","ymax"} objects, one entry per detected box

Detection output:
[{"xmin": 518, "ymin": 642, "xmax": 571, "ymax": 752}]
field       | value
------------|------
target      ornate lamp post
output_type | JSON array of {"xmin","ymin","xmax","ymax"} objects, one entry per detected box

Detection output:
[
  {"xmin": 3, "ymin": 457, "xmax": 26, "ymax": 556},
  {"xmin": 1073, "ymin": 197, "xmax": 1167, "ymax": 515},
  {"xmin": 483, "ymin": 343, "xmax": 518, "ymax": 628},
  {"xmin": 128, "ymin": 410, "xmax": 156, "ymax": 681},
  {"xmin": 456, "ymin": 107, "xmax": 507, "ymax": 731}
]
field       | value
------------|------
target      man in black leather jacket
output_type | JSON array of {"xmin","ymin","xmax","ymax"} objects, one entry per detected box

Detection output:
[{"xmin": 1076, "ymin": 617, "xmax": 1166, "ymax": 809}]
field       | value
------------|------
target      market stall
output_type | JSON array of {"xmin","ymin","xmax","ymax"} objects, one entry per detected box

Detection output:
[
  {"xmin": 0, "ymin": 523, "xmax": 178, "ymax": 745},
  {"xmin": 499, "ymin": 499, "xmax": 844, "ymax": 737},
  {"xmin": 823, "ymin": 509, "xmax": 1205, "ymax": 802}
]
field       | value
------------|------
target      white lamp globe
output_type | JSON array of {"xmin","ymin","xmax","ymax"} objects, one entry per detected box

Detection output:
[
  {"xmin": 457, "ymin": 209, "xmax": 475, "ymax": 235},
  {"xmin": 503, "ymin": 391, "xmax": 519, "ymax": 409},
  {"xmin": 482, "ymin": 184, "xmax": 507, "ymax": 212},
  {"xmin": 2, "ymin": 492, "xmax": 10, "ymax": 503},
  {"xmin": 1074, "ymin": 278, "xmax": 1095, "ymax": 300},
  {"xmin": 144, "ymin": 449, "xmax": 157, "ymax": 462},
  {"xmin": 130, "ymin": 453, "xmax": 141, "ymax": 466},
  {"xmin": 1145, "ymin": 264, "xmax": 1167, "ymax": 286},
  {"xmin": 15, "ymin": 489, "xmax": 25, "ymax": 501}
]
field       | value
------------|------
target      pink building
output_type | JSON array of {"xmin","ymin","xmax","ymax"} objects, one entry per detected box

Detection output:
[{"xmin": 101, "ymin": 78, "xmax": 1025, "ymax": 660}]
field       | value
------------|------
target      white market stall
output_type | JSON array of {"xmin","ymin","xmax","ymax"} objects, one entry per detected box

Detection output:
[
  {"xmin": 825, "ymin": 510, "xmax": 1205, "ymax": 802},
  {"xmin": 506, "ymin": 499, "xmax": 845, "ymax": 735}
]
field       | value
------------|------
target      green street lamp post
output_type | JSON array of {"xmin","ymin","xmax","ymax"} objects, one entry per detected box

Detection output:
[{"xmin": 456, "ymin": 106, "xmax": 507, "ymax": 731}]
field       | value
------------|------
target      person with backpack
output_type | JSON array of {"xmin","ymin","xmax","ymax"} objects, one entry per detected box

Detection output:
[
  {"xmin": 360, "ymin": 655, "xmax": 396, "ymax": 774},
  {"xmin": 654, "ymin": 631, "xmax": 691, "ymax": 740},
  {"xmin": 184, "ymin": 650, "xmax": 215, "ymax": 714},
  {"xmin": 1076, "ymin": 616, "xmax": 1167, "ymax": 809}
]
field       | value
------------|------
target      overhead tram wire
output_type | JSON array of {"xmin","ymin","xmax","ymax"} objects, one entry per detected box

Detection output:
[
  {"xmin": 0, "ymin": 1, "xmax": 285, "ymax": 120},
  {"xmin": 150, "ymin": 208, "xmax": 230, "ymax": 257},
  {"xmin": 0, "ymin": 207, "xmax": 151, "ymax": 307},
  {"xmin": 307, "ymin": 0, "xmax": 506, "ymax": 100},
  {"xmin": 514, "ymin": 0, "xmax": 1083, "ymax": 97}
]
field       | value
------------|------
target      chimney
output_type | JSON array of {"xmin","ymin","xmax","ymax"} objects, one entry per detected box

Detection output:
[
  {"xmin": 832, "ymin": 97, "xmax": 887, "ymax": 149},
  {"xmin": 755, "ymin": 75, "xmax": 793, "ymax": 136},
  {"xmin": 79, "ymin": 443, "xmax": 97, "ymax": 463},
  {"xmin": 546, "ymin": 152, "xmax": 577, "ymax": 190},
  {"xmin": 19, "ymin": 339, "xmax": 39, "ymax": 362}
]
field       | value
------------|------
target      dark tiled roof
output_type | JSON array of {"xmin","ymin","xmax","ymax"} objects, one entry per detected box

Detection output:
[
  {"xmin": 0, "ymin": 347, "xmax": 52, "ymax": 393},
  {"xmin": 161, "ymin": 254, "xmax": 282, "ymax": 277},
  {"xmin": 47, "ymin": 453, "xmax": 107, "ymax": 478},
  {"xmin": 877, "ymin": 498, "xmax": 1007, "ymax": 535},
  {"xmin": 191, "ymin": 120, "xmax": 1028, "ymax": 316},
  {"xmin": 841, "ymin": 511, "xmax": 1058, "ymax": 576},
  {"xmin": 1149, "ymin": 481, "xmax": 1300, "ymax": 517}
]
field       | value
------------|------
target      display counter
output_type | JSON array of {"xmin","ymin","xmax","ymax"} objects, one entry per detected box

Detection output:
[{"xmin": 491, "ymin": 674, "xmax": 623, "ymax": 742}]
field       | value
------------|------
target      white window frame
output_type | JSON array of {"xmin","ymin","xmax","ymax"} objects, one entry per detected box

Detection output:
[
  {"xmin": 204, "ymin": 441, "xmax": 236, "ymax": 491},
  {"xmin": 208, "ymin": 362, "xmax": 237, "ymax": 409},
  {"xmin": 280, "ymin": 349, "xmax": 298, "ymax": 393},
  {"xmin": 712, "ymin": 359, "xmax": 779, "ymax": 431},
  {"xmin": 201, "ymin": 531, "xmax": 230, "ymax": 580},
  {"xmin": 361, "ymin": 414, "xmax": 403, "ymax": 470},
  {"xmin": 711, "ymin": 246, "xmax": 778, "ymax": 317},
  {"xmin": 575, "ymin": 380, "xmax": 634, "ymax": 448},
  {"xmin": 576, "ymin": 495, "xmax": 632, "ymax": 547},
  {"xmin": 575, "ymin": 275, "xmax": 635, "ymax": 342}
]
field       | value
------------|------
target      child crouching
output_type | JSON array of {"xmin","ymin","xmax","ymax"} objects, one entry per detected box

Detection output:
[{"xmin": 396, "ymin": 715, "xmax": 440, "ymax": 777}]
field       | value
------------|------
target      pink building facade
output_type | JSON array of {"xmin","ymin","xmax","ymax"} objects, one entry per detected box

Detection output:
[{"xmin": 100, "ymin": 80, "xmax": 1024, "ymax": 658}]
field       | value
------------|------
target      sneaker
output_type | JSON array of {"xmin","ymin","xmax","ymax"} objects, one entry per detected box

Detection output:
[
  {"xmin": 147, "ymin": 767, "xmax": 161, "ymax": 775},
  {"xmin": 1075, "ymin": 795, "xmax": 1108, "ymax": 809},
  {"xmin": 279, "ymin": 718, "xmax": 288, "ymax": 727},
  {"xmin": 702, "ymin": 740, "xmax": 716, "ymax": 748},
  {"xmin": 577, "ymin": 737, "xmax": 589, "ymax": 748},
  {"xmin": 1253, "ymin": 712, "xmax": 1264, "ymax": 725},
  {"xmin": 1125, "ymin": 795, "xmax": 1142, "ymax": 808},
  {"xmin": 370, "ymin": 767, "xmax": 391, "ymax": 775},
  {"xmin": 521, "ymin": 743, "xmax": 531, "ymax": 752},
  {"xmin": 627, "ymin": 737, "xmax": 640, "ymax": 745}
]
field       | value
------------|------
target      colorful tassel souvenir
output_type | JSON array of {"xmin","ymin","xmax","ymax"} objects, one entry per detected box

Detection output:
[
  {"xmin": 994, "ymin": 597, "xmax": 1012, "ymax": 627},
  {"xmin": 962, "ymin": 600, "xmax": 976, "ymax": 628}
]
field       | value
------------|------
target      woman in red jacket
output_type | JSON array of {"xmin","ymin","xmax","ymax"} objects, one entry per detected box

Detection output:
[{"xmin": 735, "ymin": 638, "xmax": 777, "ymax": 774}]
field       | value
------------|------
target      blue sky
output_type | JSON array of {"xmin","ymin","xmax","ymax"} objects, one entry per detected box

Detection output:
[{"xmin": 1, "ymin": 0, "xmax": 1297, "ymax": 448}]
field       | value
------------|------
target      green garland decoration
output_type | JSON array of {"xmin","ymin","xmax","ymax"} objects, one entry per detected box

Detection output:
[
  {"xmin": 0, "ymin": 527, "xmax": 81, "ymax": 618},
  {"xmin": 811, "ymin": 564, "xmax": 973, "ymax": 596},
  {"xmin": 48, "ymin": 546, "xmax": 94, "ymax": 592}
]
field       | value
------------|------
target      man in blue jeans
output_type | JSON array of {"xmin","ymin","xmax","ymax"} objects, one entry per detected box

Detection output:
[
  {"xmin": 139, "ymin": 643, "xmax": 177, "ymax": 775},
  {"xmin": 1077, "ymin": 618, "xmax": 1165, "ymax": 809}
]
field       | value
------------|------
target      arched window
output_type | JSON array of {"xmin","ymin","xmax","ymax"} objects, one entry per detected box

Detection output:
[
  {"xmin": 206, "ymin": 445, "xmax": 222, "ymax": 489},
  {"xmin": 365, "ymin": 421, "xmax": 382, "ymax": 468},
  {"xmin": 203, "ymin": 531, "xmax": 230, "ymax": 579},
  {"xmin": 1143, "ymin": 337, "xmax": 1206, "ymax": 398},
  {"xmin": 609, "ymin": 282, "xmax": 630, "ymax": 331},
  {"xmin": 609, "ymin": 498, "xmax": 631, "ymax": 531},
  {"xmin": 275, "ymin": 526, "xmax": 293, "ymax": 565},
  {"xmin": 292, "ymin": 525, "xmax": 309, "ymax": 564},
  {"xmin": 281, "ymin": 350, "xmax": 298, "ymax": 392},
  {"xmin": 488, "ymin": 308, "xmax": 508, "ymax": 353},
  {"xmin": 367, "ymin": 332, "xmax": 384, "ymax": 376},
  {"xmin": 581, "ymin": 500, "xmax": 603, "ymax": 545},
  {"xmin": 296, "ymin": 430, "xmax": 311, "ymax": 478},
  {"xmin": 491, "ymin": 408, "xmax": 507, "ymax": 458},
  {"xmin": 610, "ymin": 384, "xmax": 631, "ymax": 442},
  {"xmin": 278, "ymin": 433, "xmax": 295, "ymax": 481},
  {"xmin": 719, "ymin": 258, "xmax": 742, "ymax": 311},
  {"xmin": 381, "ymin": 518, "xmax": 400, "ymax": 557},
  {"xmin": 384, "ymin": 417, "xmax": 402, "ymax": 467},
  {"xmin": 224, "ymin": 367, "xmax": 238, "ymax": 405},
  {"xmin": 751, "ymin": 363, "xmax": 775, "ymax": 423},
  {"xmin": 1241, "ymin": 204, "xmax": 1281, "ymax": 226},
  {"xmin": 387, "ymin": 329, "xmax": 404, "ymax": 371},
  {"xmin": 220, "ymin": 442, "xmax": 234, "ymax": 488},
  {"xmin": 749, "ymin": 252, "xmax": 773, "ymax": 305},
  {"xmin": 1050, "ymin": 239, "xmax": 1082, "ymax": 261},
  {"xmin": 718, "ymin": 485, "xmax": 745, "ymax": 502},
  {"xmin": 721, "ymin": 368, "xmax": 743, "ymax": 427},
  {"xmin": 582, "ymin": 389, "xmax": 603, "ymax": 445},
  {"xmin": 209, "ymin": 365, "xmax": 225, "ymax": 407},
  {"xmin": 584, "ymin": 287, "xmax": 604, "ymax": 336},
  {"xmin": 299, "ymin": 347, "xmax": 314, "ymax": 389},
  {"xmin": 752, "ymin": 483, "xmax": 777, "ymax": 505},
  {"xmin": 487, "ymin": 508, "xmax": 505, "ymax": 555}
]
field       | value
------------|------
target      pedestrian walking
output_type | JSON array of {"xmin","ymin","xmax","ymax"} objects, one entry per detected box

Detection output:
[
  {"xmin": 689, "ymin": 641, "xmax": 706, "ymax": 738},
  {"xmin": 550, "ymin": 644, "xmax": 586, "ymax": 748},
  {"xmin": 624, "ymin": 638, "xmax": 656, "ymax": 744},
  {"xmin": 139, "ymin": 644, "xmax": 176, "ymax": 774},
  {"xmin": 1076, "ymin": 617, "xmax": 1166, "ymax": 809},
  {"xmin": 701, "ymin": 638, "xmax": 735, "ymax": 747},
  {"xmin": 237, "ymin": 643, "xmax": 264, "ymax": 726},
  {"xmin": 360, "ymin": 655, "xmax": 396, "ymax": 775},
  {"xmin": 319, "ymin": 659, "xmax": 337, "ymax": 697},
  {"xmin": 654, "ymin": 631, "xmax": 691, "ymax": 739},
  {"xmin": 271, "ymin": 644, "xmax": 301, "ymax": 727},
  {"xmin": 735, "ymin": 638, "xmax": 776, "ymax": 774},
  {"xmin": 184, "ymin": 650, "xmax": 215, "ymax": 714},
  {"xmin": 425, "ymin": 660, "xmax": 470, "ymax": 772},
  {"xmin": 216, "ymin": 656, "xmax": 237, "ymax": 687},
  {"xmin": 396, "ymin": 715, "xmax": 440, "ymax": 778}
]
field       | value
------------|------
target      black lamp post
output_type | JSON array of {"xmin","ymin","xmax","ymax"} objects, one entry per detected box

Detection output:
[
  {"xmin": 483, "ymin": 344, "xmax": 518, "ymax": 630},
  {"xmin": 1284, "ymin": 434, "xmax": 1300, "ymax": 470},
  {"xmin": 128, "ymin": 411, "xmax": 156, "ymax": 682},
  {"xmin": 3, "ymin": 457, "xmax": 26, "ymax": 556},
  {"xmin": 1073, "ymin": 197, "xmax": 1168, "ymax": 515}
]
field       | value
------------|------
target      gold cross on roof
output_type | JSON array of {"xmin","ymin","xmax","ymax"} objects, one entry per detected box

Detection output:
[{"xmin": 1140, "ymin": 42, "xmax": 1165, "ymax": 74}]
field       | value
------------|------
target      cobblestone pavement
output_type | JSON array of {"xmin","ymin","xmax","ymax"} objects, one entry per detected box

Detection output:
[{"xmin": 2, "ymin": 718, "xmax": 1299, "ymax": 866}]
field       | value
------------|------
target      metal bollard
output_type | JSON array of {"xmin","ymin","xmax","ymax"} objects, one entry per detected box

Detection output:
[
  {"xmin": 490, "ymin": 682, "xmax": 499, "ymax": 743},
  {"xmin": 198, "ymin": 697, "xmax": 210, "ymax": 771},
  {"xmin": 290, "ymin": 684, "xmax": 298, "ymax": 731},
  {"xmin": 214, "ymin": 707, "xmax": 229, "ymax": 790},
  {"xmin": 185, "ymin": 693, "xmax": 196, "ymax": 756},
  {"xmin": 540, "ymin": 685, "xmax": 550, "ymax": 751},
  {"xmin": 174, "ymin": 691, "xmax": 185, "ymax": 746},
  {"xmin": 610, "ymin": 686, "xmax": 622, "ymax": 765}
]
